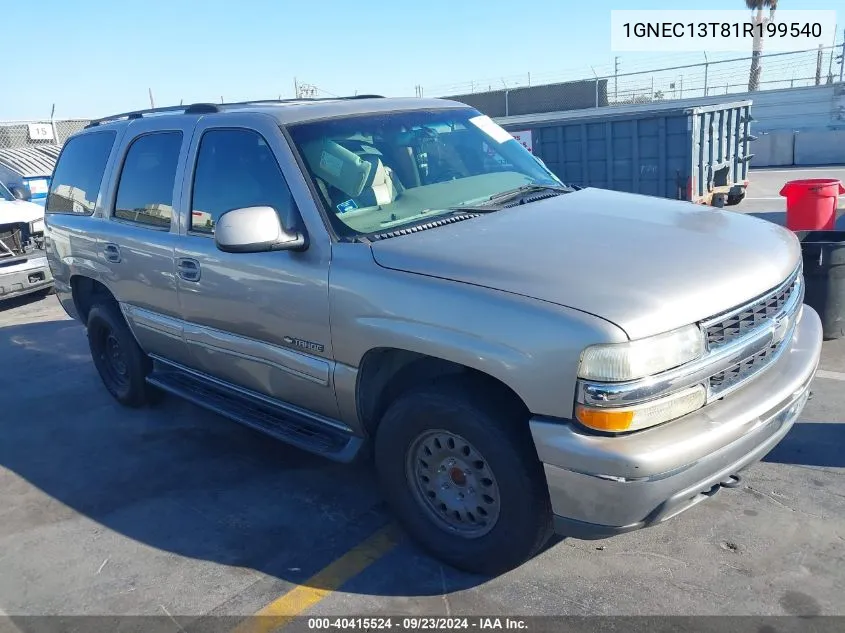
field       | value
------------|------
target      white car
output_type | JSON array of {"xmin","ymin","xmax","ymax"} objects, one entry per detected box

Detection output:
[{"xmin": 0, "ymin": 181, "xmax": 53, "ymax": 301}]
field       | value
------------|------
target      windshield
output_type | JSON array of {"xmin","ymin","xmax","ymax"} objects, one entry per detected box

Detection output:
[
  {"xmin": 287, "ymin": 108, "xmax": 562, "ymax": 237},
  {"xmin": 0, "ymin": 182, "xmax": 14, "ymax": 202}
]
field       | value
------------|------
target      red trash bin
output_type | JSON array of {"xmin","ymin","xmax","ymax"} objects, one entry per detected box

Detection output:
[{"xmin": 780, "ymin": 179, "xmax": 845, "ymax": 231}]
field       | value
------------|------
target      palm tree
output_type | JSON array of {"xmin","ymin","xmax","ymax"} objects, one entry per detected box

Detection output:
[{"xmin": 746, "ymin": 0, "xmax": 779, "ymax": 92}]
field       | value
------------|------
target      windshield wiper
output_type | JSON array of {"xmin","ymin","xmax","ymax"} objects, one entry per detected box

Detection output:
[
  {"xmin": 449, "ymin": 183, "xmax": 573, "ymax": 211},
  {"xmin": 488, "ymin": 183, "xmax": 573, "ymax": 202}
]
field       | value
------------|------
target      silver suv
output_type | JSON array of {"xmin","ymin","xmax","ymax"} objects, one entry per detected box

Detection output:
[{"xmin": 44, "ymin": 97, "xmax": 822, "ymax": 575}]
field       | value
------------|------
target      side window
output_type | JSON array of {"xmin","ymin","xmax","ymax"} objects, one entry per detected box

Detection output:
[
  {"xmin": 114, "ymin": 132, "xmax": 182, "ymax": 228},
  {"xmin": 45, "ymin": 131, "xmax": 116, "ymax": 215},
  {"xmin": 191, "ymin": 129, "xmax": 294, "ymax": 234}
]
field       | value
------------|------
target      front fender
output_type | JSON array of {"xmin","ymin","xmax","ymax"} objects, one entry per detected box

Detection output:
[
  {"xmin": 351, "ymin": 316, "xmax": 534, "ymax": 387},
  {"xmin": 329, "ymin": 244, "xmax": 627, "ymax": 422}
]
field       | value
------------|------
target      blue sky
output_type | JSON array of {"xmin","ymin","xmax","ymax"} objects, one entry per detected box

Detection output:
[{"xmin": 2, "ymin": 0, "xmax": 844, "ymax": 120}]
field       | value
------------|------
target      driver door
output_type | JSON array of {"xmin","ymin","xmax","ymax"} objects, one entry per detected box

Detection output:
[{"xmin": 173, "ymin": 114, "xmax": 338, "ymax": 419}]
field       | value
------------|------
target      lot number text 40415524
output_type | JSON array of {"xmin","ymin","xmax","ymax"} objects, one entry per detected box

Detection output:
[{"xmin": 307, "ymin": 617, "xmax": 529, "ymax": 630}]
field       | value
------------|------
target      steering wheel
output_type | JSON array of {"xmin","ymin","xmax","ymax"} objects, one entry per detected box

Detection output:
[{"xmin": 415, "ymin": 126, "xmax": 439, "ymax": 140}]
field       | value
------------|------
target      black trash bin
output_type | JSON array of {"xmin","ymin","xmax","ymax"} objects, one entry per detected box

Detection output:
[{"xmin": 798, "ymin": 231, "xmax": 845, "ymax": 340}]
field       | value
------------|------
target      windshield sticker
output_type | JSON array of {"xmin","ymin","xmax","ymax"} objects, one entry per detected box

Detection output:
[
  {"xmin": 469, "ymin": 115, "xmax": 514, "ymax": 144},
  {"xmin": 319, "ymin": 150, "xmax": 344, "ymax": 178},
  {"xmin": 337, "ymin": 199, "xmax": 358, "ymax": 214}
]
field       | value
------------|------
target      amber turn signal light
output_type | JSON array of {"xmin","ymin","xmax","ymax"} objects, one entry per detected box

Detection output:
[{"xmin": 575, "ymin": 405, "xmax": 635, "ymax": 432}]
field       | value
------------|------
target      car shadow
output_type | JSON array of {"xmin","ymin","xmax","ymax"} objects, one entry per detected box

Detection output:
[
  {"xmin": 763, "ymin": 421, "xmax": 845, "ymax": 468},
  {"xmin": 0, "ymin": 319, "xmax": 489, "ymax": 602}
]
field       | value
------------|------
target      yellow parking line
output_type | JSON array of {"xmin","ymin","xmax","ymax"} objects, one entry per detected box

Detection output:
[{"xmin": 231, "ymin": 525, "xmax": 399, "ymax": 633}]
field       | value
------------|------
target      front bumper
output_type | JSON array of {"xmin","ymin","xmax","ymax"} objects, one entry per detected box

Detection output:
[
  {"xmin": 530, "ymin": 305, "xmax": 823, "ymax": 539},
  {"xmin": 0, "ymin": 253, "xmax": 54, "ymax": 301}
]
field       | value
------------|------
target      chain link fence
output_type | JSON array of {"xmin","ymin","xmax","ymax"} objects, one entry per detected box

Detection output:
[
  {"xmin": 429, "ymin": 45, "xmax": 845, "ymax": 117},
  {"xmin": 0, "ymin": 119, "xmax": 91, "ymax": 150}
]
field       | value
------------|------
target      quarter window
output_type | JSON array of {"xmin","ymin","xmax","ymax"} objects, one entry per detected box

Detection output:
[
  {"xmin": 45, "ymin": 131, "xmax": 116, "ymax": 215},
  {"xmin": 114, "ymin": 132, "xmax": 182, "ymax": 228},
  {"xmin": 190, "ymin": 129, "xmax": 295, "ymax": 234}
]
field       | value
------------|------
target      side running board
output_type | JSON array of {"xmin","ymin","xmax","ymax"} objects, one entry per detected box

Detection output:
[{"xmin": 146, "ymin": 358, "xmax": 363, "ymax": 463}]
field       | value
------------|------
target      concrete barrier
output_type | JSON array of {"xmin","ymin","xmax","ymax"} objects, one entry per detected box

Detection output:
[
  {"xmin": 794, "ymin": 129, "xmax": 845, "ymax": 166},
  {"xmin": 751, "ymin": 131, "xmax": 795, "ymax": 168}
]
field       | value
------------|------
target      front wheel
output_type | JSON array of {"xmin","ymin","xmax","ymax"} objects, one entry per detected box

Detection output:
[{"xmin": 374, "ymin": 380, "xmax": 553, "ymax": 575}]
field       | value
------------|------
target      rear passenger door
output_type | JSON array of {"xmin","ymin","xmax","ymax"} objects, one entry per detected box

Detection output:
[
  {"xmin": 96, "ymin": 119, "xmax": 196, "ymax": 366},
  {"xmin": 173, "ymin": 115, "xmax": 337, "ymax": 418}
]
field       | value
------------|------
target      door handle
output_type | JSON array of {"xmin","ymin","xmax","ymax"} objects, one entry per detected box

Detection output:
[
  {"xmin": 103, "ymin": 243, "xmax": 121, "ymax": 263},
  {"xmin": 176, "ymin": 257, "xmax": 201, "ymax": 282}
]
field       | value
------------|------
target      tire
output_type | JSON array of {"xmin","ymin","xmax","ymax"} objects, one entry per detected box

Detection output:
[
  {"xmin": 374, "ymin": 379, "xmax": 553, "ymax": 575},
  {"xmin": 86, "ymin": 302, "xmax": 155, "ymax": 407},
  {"xmin": 726, "ymin": 191, "xmax": 746, "ymax": 207},
  {"xmin": 710, "ymin": 193, "xmax": 728, "ymax": 208}
]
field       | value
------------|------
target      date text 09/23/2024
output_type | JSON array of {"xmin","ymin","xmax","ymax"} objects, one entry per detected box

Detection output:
[{"xmin": 307, "ymin": 617, "xmax": 528, "ymax": 630}]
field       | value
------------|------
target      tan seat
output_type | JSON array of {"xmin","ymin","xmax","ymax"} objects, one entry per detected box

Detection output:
[
  {"xmin": 301, "ymin": 139, "xmax": 372, "ymax": 200},
  {"xmin": 356, "ymin": 155, "xmax": 404, "ymax": 207}
]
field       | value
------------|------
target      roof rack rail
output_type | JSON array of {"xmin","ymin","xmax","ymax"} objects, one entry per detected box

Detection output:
[
  {"xmin": 84, "ymin": 94, "xmax": 387, "ymax": 128},
  {"xmin": 85, "ymin": 103, "xmax": 220, "ymax": 128}
]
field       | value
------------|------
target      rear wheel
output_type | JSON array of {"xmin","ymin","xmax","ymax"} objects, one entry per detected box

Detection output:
[
  {"xmin": 87, "ymin": 302, "xmax": 156, "ymax": 407},
  {"xmin": 374, "ymin": 380, "xmax": 553, "ymax": 575}
]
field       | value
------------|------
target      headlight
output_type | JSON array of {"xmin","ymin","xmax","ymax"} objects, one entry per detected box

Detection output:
[
  {"xmin": 576, "ymin": 385, "xmax": 706, "ymax": 433},
  {"xmin": 578, "ymin": 324, "xmax": 705, "ymax": 382},
  {"xmin": 29, "ymin": 219, "xmax": 46, "ymax": 234}
]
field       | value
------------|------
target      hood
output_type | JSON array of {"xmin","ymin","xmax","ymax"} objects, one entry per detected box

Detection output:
[
  {"xmin": 0, "ymin": 199, "xmax": 45, "ymax": 225},
  {"xmin": 370, "ymin": 188, "xmax": 801, "ymax": 340}
]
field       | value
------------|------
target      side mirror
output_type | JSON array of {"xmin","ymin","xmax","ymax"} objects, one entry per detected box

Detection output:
[
  {"xmin": 9, "ymin": 184, "xmax": 31, "ymax": 201},
  {"xmin": 214, "ymin": 206, "xmax": 307, "ymax": 253}
]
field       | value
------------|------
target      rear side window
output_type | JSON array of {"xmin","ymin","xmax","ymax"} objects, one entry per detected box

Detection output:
[
  {"xmin": 190, "ymin": 128, "xmax": 295, "ymax": 234},
  {"xmin": 114, "ymin": 132, "xmax": 182, "ymax": 228},
  {"xmin": 45, "ymin": 131, "xmax": 116, "ymax": 215}
]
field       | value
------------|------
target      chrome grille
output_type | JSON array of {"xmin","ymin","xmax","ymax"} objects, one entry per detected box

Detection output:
[
  {"xmin": 704, "ymin": 272, "xmax": 799, "ymax": 349},
  {"xmin": 0, "ymin": 223, "xmax": 25, "ymax": 257},
  {"xmin": 576, "ymin": 266, "xmax": 804, "ymax": 415},
  {"xmin": 709, "ymin": 342, "xmax": 778, "ymax": 394}
]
